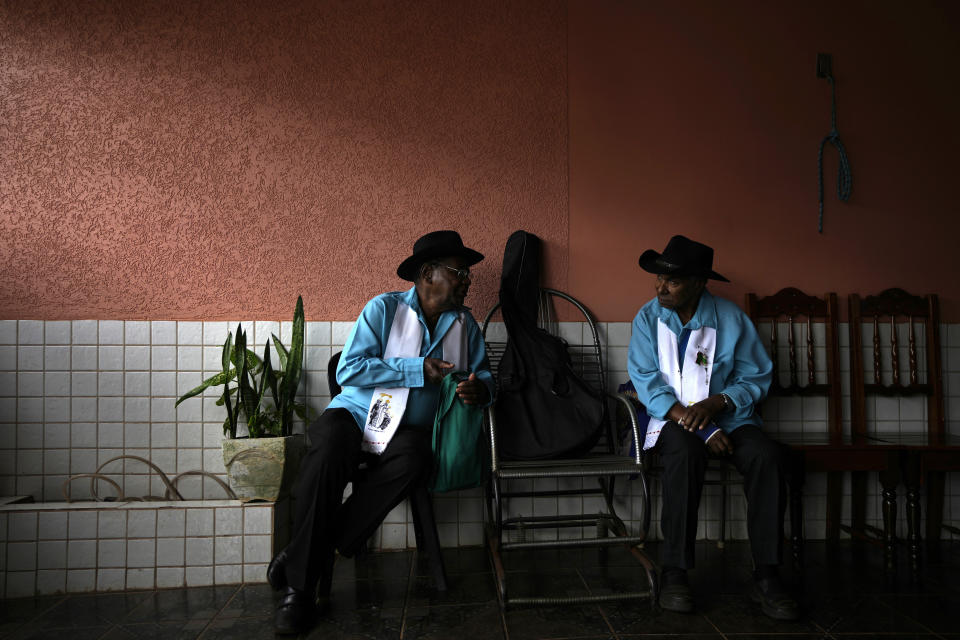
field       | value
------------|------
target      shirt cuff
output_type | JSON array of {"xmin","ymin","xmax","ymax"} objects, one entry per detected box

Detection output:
[
  {"xmin": 646, "ymin": 394, "xmax": 677, "ymax": 421},
  {"xmin": 403, "ymin": 357, "xmax": 426, "ymax": 388}
]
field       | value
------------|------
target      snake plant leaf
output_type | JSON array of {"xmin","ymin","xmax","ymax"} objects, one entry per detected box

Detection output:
[
  {"xmin": 263, "ymin": 341, "xmax": 281, "ymax": 408},
  {"xmin": 214, "ymin": 386, "xmax": 239, "ymax": 407},
  {"xmin": 222, "ymin": 379, "xmax": 237, "ymax": 439},
  {"xmin": 278, "ymin": 296, "xmax": 305, "ymax": 436},
  {"xmin": 228, "ymin": 327, "xmax": 252, "ymax": 438},
  {"xmin": 176, "ymin": 369, "xmax": 236, "ymax": 406},
  {"xmin": 286, "ymin": 296, "xmax": 305, "ymax": 398},
  {"xmin": 234, "ymin": 326, "xmax": 245, "ymax": 366},
  {"xmin": 237, "ymin": 330, "xmax": 259, "ymax": 426},
  {"xmin": 255, "ymin": 342, "xmax": 270, "ymax": 415},
  {"xmin": 247, "ymin": 414, "xmax": 261, "ymax": 439},
  {"xmin": 221, "ymin": 333, "xmax": 232, "ymax": 373},
  {"xmin": 221, "ymin": 416, "xmax": 232, "ymax": 437},
  {"xmin": 230, "ymin": 324, "xmax": 243, "ymax": 368},
  {"xmin": 227, "ymin": 331, "xmax": 263, "ymax": 371},
  {"xmin": 255, "ymin": 412, "xmax": 282, "ymax": 439},
  {"xmin": 245, "ymin": 348, "xmax": 264, "ymax": 373},
  {"xmin": 230, "ymin": 349, "xmax": 263, "ymax": 373},
  {"xmin": 271, "ymin": 334, "xmax": 289, "ymax": 372},
  {"xmin": 268, "ymin": 413, "xmax": 283, "ymax": 437},
  {"xmin": 293, "ymin": 403, "xmax": 312, "ymax": 421}
]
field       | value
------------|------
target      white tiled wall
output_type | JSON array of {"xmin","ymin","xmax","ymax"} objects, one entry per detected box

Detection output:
[
  {"xmin": 0, "ymin": 500, "xmax": 273, "ymax": 598},
  {"xmin": 0, "ymin": 319, "xmax": 351, "ymax": 502},
  {"xmin": 0, "ymin": 317, "xmax": 958, "ymax": 593},
  {"xmin": 0, "ymin": 317, "xmax": 489, "ymax": 590}
]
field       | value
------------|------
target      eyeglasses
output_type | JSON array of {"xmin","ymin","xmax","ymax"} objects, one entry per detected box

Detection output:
[{"xmin": 437, "ymin": 264, "xmax": 471, "ymax": 281}]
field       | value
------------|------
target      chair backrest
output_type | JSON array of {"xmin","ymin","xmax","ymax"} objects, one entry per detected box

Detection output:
[
  {"xmin": 480, "ymin": 288, "xmax": 612, "ymax": 455},
  {"xmin": 746, "ymin": 288, "xmax": 843, "ymax": 444},
  {"xmin": 328, "ymin": 350, "xmax": 342, "ymax": 398},
  {"xmin": 848, "ymin": 288, "xmax": 945, "ymax": 445}
]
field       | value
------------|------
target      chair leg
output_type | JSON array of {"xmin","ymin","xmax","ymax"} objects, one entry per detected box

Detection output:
[
  {"xmin": 902, "ymin": 450, "xmax": 922, "ymax": 573},
  {"xmin": 826, "ymin": 471, "xmax": 842, "ymax": 544},
  {"xmin": 879, "ymin": 459, "xmax": 900, "ymax": 571},
  {"xmin": 718, "ymin": 462, "xmax": 727, "ymax": 550},
  {"xmin": 925, "ymin": 469, "xmax": 946, "ymax": 562},
  {"xmin": 851, "ymin": 470, "xmax": 868, "ymax": 540},
  {"xmin": 410, "ymin": 486, "xmax": 448, "ymax": 592},
  {"xmin": 788, "ymin": 450, "xmax": 804, "ymax": 568}
]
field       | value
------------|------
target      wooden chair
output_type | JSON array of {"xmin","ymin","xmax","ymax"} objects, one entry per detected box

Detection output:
[
  {"xmin": 848, "ymin": 288, "xmax": 948, "ymax": 568},
  {"xmin": 745, "ymin": 288, "xmax": 844, "ymax": 565},
  {"xmin": 327, "ymin": 351, "xmax": 448, "ymax": 590},
  {"xmin": 480, "ymin": 289, "xmax": 656, "ymax": 609}
]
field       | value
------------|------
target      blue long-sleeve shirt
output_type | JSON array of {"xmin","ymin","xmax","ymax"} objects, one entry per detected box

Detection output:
[
  {"xmin": 627, "ymin": 289, "xmax": 772, "ymax": 434},
  {"xmin": 328, "ymin": 286, "xmax": 494, "ymax": 430}
]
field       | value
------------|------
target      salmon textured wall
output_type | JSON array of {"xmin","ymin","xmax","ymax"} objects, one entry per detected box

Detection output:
[
  {"xmin": 5, "ymin": 1, "xmax": 960, "ymax": 323},
  {"xmin": 568, "ymin": 0, "xmax": 960, "ymax": 320},
  {"xmin": 0, "ymin": 1, "xmax": 567, "ymax": 320}
]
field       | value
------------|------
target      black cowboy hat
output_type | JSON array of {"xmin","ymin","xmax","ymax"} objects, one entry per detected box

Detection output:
[
  {"xmin": 397, "ymin": 230, "xmax": 485, "ymax": 281},
  {"xmin": 638, "ymin": 235, "xmax": 730, "ymax": 282}
]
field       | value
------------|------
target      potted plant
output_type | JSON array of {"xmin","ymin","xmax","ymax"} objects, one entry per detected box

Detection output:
[{"xmin": 176, "ymin": 296, "xmax": 312, "ymax": 501}]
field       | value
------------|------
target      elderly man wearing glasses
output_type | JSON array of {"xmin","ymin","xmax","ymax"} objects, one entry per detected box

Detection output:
[{"xmin": 266, "ymin": 230, "xmax": 494, "ymax": 634}]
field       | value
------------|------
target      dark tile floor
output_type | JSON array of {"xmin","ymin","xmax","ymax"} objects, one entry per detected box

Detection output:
[{"xmin": 2, "ymin": 540, "xmax": 960, "ymax": 639}]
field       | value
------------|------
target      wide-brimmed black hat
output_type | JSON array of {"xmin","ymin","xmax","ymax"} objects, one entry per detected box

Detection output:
[
  {"xmin": 397, "ymin": 230, "xmax": 485, "ymax": 281},
  {"xmin": 638, "ymin": 235, "xmax": 729, "ymax": 282}
]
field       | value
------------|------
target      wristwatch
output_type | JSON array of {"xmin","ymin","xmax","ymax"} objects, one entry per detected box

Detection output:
[{"xmin": 720, "ymin": 393, "xmax": 733, "ymax": 411}]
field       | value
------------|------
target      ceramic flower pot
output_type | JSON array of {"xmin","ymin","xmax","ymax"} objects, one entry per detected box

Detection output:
[{"xmin": 221, "ymin": 435, "xmax": 306, "ymax": 502}]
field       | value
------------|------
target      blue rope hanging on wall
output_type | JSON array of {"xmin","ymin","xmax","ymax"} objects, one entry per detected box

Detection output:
[{"xmin": 817, "ymin": 72, "xmax": 852, "ymax": 233}]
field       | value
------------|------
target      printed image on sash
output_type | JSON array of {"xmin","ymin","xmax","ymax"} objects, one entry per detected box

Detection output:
[{"xmin": 367, "ymin": 393, "xmax": 393, "ymax": 432}]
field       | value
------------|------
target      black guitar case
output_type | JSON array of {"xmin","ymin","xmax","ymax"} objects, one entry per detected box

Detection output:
[{"xmin": 494, "ymin": 231, "xmax": 605, "ymax": 460}]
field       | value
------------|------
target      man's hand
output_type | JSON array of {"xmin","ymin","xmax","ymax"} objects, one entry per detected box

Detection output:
[
  {"xmin": 424, "ymin": 358, "xmax": 454, "ymax": 385},
  {"xmin": 456, "ymin": 372, "xmax": 489, "ymax": 405},
  {"xmin": 669, "ymin": 395, "xmax": 725, "ymax": 432},
  {"xmin": 705, "ymin": 430, "xmax": 733, "ymax": 456}
]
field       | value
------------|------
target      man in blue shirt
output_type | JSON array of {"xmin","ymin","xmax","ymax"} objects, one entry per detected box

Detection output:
[
  {"xmin": 267, "ymin": 230, "xmax": 494, "ymax": 634},
  {"xmin": 628, "ymin": 235, "xmax": 798, "ymax": 621}
]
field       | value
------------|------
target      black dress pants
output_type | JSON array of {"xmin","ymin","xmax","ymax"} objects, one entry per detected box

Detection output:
[
  {"xmin": 282, "ymin": 408, "xmax": 432, "ymax": 593},
  {"xmin": 656, "ymin": 422, "xmax": 787, "ymax": 570}
]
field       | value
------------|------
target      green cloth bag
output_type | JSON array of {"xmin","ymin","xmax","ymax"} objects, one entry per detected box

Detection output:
[{"xmin": 430, "ymin": 371, "xmax": 487, "ymax": 493}]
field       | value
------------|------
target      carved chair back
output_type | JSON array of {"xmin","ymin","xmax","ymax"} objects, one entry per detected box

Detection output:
[
  {"xmin": 848, "ymin": 288, "xmax": 945, "ymax": 445},
  {"xmin": 746, "ymin": 288, "xmax": 842, "ymax": 445}
]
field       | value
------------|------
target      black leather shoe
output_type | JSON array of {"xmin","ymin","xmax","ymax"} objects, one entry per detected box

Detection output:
[
  {"xmin": 751, "ymin": 577, "xmax": 800, "ymax": 621},
  {"xmin": 267, "ymin": 550, "xmax": 288, "ymax": 591},
  {"xmin": 659, "ymin": 581, "xmax": 694, "ymax": 613},
  {"xmin": 274, "ymin": 586, "xmax": 316, "ymax": 635}
]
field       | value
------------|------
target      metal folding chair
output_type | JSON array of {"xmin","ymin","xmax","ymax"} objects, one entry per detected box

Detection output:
[{"xmin": 480, "ymin": 288, "xmax": 656, "ymax": 608}]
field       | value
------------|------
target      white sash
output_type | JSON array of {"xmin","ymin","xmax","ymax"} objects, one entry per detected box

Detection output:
[
  {"xmin": 643, "ymin": 320, "xmax": 717, "ymax": 450},
  {"xmin": 361, "ymin": 302, "xmax": 467, "ymax": 454}
]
